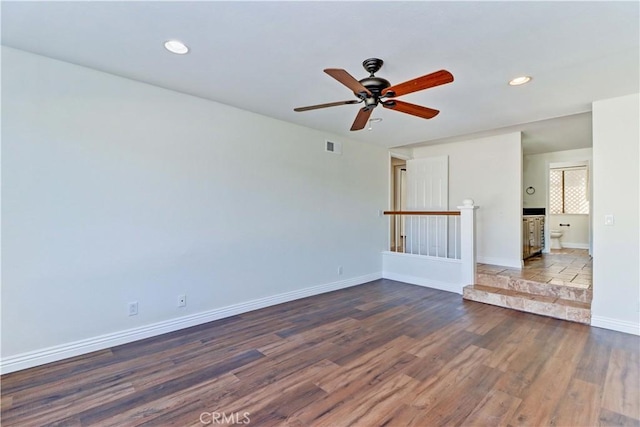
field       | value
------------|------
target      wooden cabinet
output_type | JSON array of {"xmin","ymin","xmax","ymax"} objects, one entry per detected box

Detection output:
[
  {"xmin": 523, "ymin": 216, "xmax": 545, "ymax": 259},
  {"xmin": 523, "ymin": 218, "xmax": 531, "ymax": 259}
]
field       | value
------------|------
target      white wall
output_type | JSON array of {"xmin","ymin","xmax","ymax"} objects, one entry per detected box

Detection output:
[
  {"xmin": 523, "ymin": 148, "xmax": 593, "ymax": 250},
  {"xmin": 591, "ymin": 93, "xmax": 640, "ymax": 335},
  {"xmin": 382, "ymin": 253, "xmax": 462, "ymax": 293},
  {"xmin": 523, "ymin": 148, "xmax": 592, "ymax": 208},
  {"xmin": 412, "ymin": 133, "xmax": 522, "ymax": 268},
  {"xmin": 1, "ymin": 47, "xmax": 389, "ymax": 367}
]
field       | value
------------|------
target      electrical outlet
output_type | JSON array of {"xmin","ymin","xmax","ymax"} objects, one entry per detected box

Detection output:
[
  {"xmin": 178, "ymin": 294, "xmax": 186, "ymax": 307},
  {"xmin": 128, "ymin": 301, "xmax": 138, "ymax": 316}
]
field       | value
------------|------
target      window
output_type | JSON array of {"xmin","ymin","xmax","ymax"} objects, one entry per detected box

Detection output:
[{"xmin": 550, "ymin": 167, "xmax": 589, "ymax": 214}]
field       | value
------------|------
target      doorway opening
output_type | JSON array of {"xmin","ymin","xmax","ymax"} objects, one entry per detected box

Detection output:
[
  {"xmin": 547, "ymin": 160, "xmax": 591, "ymax": 256},
  {"xmin": 390, "ymin": 157, "xmax": 407, "ymax": 251}
]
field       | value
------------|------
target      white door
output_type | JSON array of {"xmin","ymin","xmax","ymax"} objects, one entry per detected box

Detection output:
[{"xmin": 405, "ymin": 156, "xmax": 449, "ymax": 256}]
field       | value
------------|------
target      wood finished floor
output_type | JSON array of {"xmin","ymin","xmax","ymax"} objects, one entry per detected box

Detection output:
[{"xmin": 2, "ymin": 280, "xmax": 639, "ymax": 427}]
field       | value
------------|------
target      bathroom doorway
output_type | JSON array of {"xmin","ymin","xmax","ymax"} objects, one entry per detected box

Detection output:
[{"xmin": 547, "ymin": 160, "xmax": 592, "ymax": 256}]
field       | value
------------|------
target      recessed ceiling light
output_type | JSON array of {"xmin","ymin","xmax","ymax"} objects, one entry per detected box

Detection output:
[
  {"xmin": 509, "ymin": 76, "xmax": 532, "ymax": 86},
  {"xmin": 164, "ymin": 40, "xmax": 189, "ymax": 55}
]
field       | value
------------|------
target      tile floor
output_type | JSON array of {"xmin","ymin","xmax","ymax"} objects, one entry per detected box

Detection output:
[{"xmin": 477, "ymin": 248, "xmax": 592, "ymax": 290}]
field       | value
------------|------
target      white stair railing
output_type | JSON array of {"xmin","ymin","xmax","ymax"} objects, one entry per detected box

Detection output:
[
  {"xmin": 384, "ymin": 210, "xmax": 461, "ymax": 259},
  {"xmin": 384, "ymin": 199, "xmax": 479, "ymax": 285}
]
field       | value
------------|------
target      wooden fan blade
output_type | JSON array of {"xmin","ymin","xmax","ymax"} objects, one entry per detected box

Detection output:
[
  {"xmin": 382, "ymin": 69, "xmax": 453, "ymax": 98},
  {"xmin": 294, "ymin": 100, "xmax": 361, "ymax": 112},
  {"xmin": 325, "ymin": 69, "xmax": 372, "ymax": 96},
  {"xmin": 350, "ymin": 107, "xmax": 373, "ymax": 131},
  {"xmin": 383, "ymin": 100, "xmax": 440, "ymax": 119}
]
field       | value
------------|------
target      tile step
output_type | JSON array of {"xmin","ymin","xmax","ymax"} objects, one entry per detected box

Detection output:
[
  {"xmin": 476, "ymin": 272, "xmax": 592, "ymax": 303},
  {"xmin": 463, "ymin": 284, "xmax": 590, "ymax": 324}
]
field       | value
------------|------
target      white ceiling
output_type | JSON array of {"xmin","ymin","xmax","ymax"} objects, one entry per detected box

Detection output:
[{"xmin": 2, "ymin": 1, "xmax": 638, "ymax": 153}]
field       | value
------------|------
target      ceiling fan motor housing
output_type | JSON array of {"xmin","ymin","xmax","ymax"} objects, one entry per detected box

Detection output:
[
  {"xmin": 358, "ymin": 58, "xmax": 391, "ymax": 104},
  {"xmin": 357, "ymin": 76, "xmax": 391, "ymax": 96}
]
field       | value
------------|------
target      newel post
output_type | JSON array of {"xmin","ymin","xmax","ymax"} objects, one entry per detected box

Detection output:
[{"xmin": 458, "ymin": 199, "xmax": 479, "ymax": 286}]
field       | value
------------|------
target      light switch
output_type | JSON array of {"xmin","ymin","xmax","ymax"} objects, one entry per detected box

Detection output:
[{"xmin": 604, "ymin": 214, "xmax": 615, "ymax": 226}]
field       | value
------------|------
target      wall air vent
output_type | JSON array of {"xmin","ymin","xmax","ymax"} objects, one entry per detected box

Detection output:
[{"xmin": 325, "ymin": 140, "xmax": 342, "ymax": 155}]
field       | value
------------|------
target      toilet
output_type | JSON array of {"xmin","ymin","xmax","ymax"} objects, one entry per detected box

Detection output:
[{"xmin": 550, "ymin": 230, "xmax": 563, "ymax": 249}]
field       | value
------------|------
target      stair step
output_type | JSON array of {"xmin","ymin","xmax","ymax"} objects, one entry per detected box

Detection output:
[
  {"xmin": 476, "ymin": 272, "xmax": 592, "ymax": 303},
  {"xmin": 463, "ymin": 284, "xmax": 590, "ymax": 324}
]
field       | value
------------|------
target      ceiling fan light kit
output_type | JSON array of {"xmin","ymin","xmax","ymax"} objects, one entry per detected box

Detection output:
[{"xmin": 294, "ymin": 58, "xmax": 454, "ymax": 131}]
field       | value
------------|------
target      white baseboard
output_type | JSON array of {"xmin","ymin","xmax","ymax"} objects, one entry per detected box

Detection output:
[
  {"xmin": 591, "ymin": 316, "xmax": 640, "ymax": 336},
  {"xmin": 0, "ymin": 272, "xmax": 382, "ymax": 374},
  {"xmin": 560, "ymin": 242, "xmax": 590, "ymax": 249},
  {"xmin": 382, "ymin": 272, "xmax": 462, "ymax": 295},
  {"xmin": 476, "ymin": 256, "xmax": 522, "ymax": 269}
]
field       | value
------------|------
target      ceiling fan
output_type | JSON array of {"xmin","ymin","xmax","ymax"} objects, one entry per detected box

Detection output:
[{"xmin": 294, "ymin": 58, "xmax": 454, "ymax": 131}]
